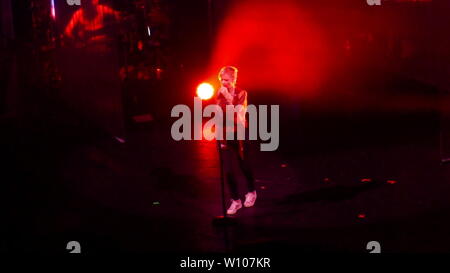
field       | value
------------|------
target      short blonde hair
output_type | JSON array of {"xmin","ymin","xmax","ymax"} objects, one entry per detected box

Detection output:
[{"xmin": 218, "ymin": 66, "xmax": 238, "ymax": 81}]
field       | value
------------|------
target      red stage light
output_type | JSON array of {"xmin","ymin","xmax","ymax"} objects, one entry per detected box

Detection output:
[
  {"xmin": 196, "ymin": 83, "xmax": 215, "ymax": 100},
  {"xmin": 209, "ymin": 0, "xmax": 329, "ymax": 97}
]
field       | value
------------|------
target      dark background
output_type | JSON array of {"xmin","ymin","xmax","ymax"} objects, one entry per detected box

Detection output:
[{"xmin": 2, "ymin": 0, "xmax": 450, "ymax": 255}]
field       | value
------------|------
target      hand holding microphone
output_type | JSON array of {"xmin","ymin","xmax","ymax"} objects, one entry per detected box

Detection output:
[{"xmin": 219, "ymin": 86, "xmax": 233, "ymax": 104}]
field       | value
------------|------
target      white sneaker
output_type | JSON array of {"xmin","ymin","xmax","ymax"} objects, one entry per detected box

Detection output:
[
  {"xmin": 227, "ymin": 199, "xmax": 242, "ymax": 215},
  {"xmin": 244, "ymin": 191, "xmax": 257, "ymax": 207}
]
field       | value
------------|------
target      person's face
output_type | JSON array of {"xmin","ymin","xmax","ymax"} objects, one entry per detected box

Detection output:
[{"xmin": 220, "ymin": 73, "xmax": 235, "ymax": 89}]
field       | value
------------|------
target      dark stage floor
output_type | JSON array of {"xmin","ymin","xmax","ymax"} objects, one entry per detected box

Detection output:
[{"xmin": 3, "ymin": 74, "xmax": 450, "ymax": 256}]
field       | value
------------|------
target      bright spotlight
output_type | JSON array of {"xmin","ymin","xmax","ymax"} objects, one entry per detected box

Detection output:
[{"xmin": 196, "ymin": 83, "xmax": 215, "ymax": 100}]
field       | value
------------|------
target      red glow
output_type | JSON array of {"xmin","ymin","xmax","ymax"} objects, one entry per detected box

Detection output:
[
  {"xmin": 387, "ymin": 180, "xmax": 397, "ymax": 185},
  {"xmin": 64, "ymin": 1, "xmax": 120, "ymax": 43},
  {"xmin": 361, "ymin": 178, "xmax": 373, "ymax": 183},
  {"xmin": 358, "ymin": 214, "xmax": 366, "ymax": 219},
  {"xmin": 210, "ymin": 0, "xmax": 329, "ymax": 97}
]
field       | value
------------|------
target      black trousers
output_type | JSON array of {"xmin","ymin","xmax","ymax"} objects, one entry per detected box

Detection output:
[{"xmin": 220, "ymin": 140, "xmax": 255, "ymax": 200}]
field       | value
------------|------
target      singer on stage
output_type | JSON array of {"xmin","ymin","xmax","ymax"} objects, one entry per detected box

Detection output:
[{"xmin": 216, "ymin": 66, "xmax": 257, "ymax": 215}]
